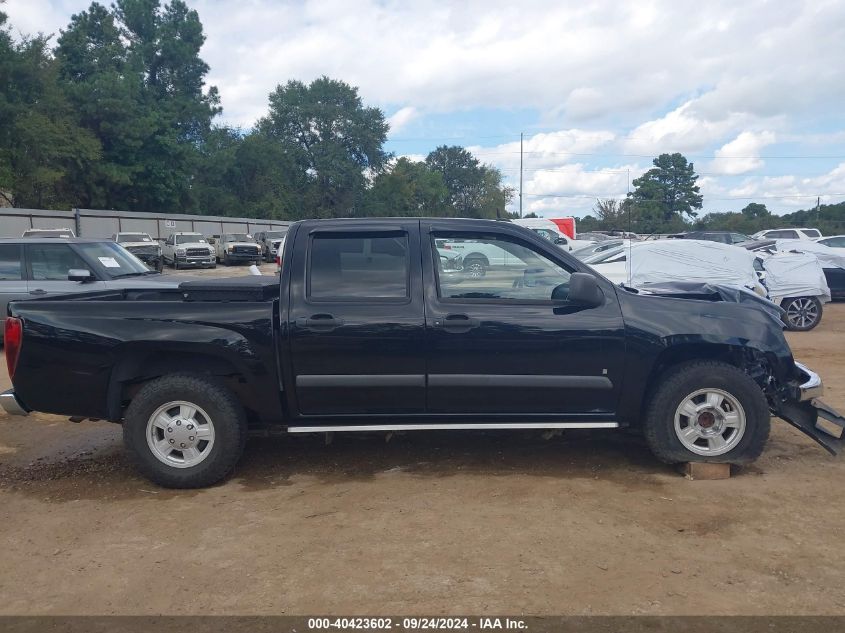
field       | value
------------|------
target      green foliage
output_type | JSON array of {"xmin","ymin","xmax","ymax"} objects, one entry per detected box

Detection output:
[
  {"xmin": 0, "ymin": 15, "xmax": 100, "ymax": 208},
  {"xmin": 364, "ymin": 158, "xmax": 450, "ymax": 217},
  {"xmin": 425, "ymin": 145, "xmax": 513, "ymax": 218},
  {"xmin": 630, "ymin": 153, "xmax": 703, "ymax": 222},
  {"xmin": 260, "ymin": 77, "xmax": 389, "ymax": 218},
  {"xmin": 695, "ymin": 201, "xmax": 845, "ymax": 236},
  {"xmin": 0, "ymin": 4, "xmax": 555, "ymax": 220}
]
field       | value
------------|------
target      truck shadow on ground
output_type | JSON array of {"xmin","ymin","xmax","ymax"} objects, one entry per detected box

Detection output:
[
  {"xmin": 1, "ymin": 427, "xmax": 777, "ymax": 502},
  {"xmin": 0, "ymin": 429, "xmax": 695, "ymax": 502}
]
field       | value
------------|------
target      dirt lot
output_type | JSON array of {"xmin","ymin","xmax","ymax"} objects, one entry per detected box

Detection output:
[{"xmin": 1, "ymin": 280, "xmax": 844, "ymax": 615}]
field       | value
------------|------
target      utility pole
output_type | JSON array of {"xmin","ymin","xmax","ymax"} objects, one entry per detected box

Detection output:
[
  {"xmin": 519, "ymin": 132, "xmax": 524, "ymax": 218},
  {"xmin": 817, "ymin": 196, "xmax": 821, "ymax": 224}
]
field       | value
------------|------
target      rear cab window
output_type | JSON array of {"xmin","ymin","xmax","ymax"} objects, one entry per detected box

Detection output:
[{"xmin": 307, "ymin": 232, "xmax": 410, "ymax": 302}]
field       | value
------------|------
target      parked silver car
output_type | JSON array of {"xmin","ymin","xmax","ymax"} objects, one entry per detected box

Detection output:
[{"xmin": 0, "ymin": 238, "xmax": 181, "ymax": 342}]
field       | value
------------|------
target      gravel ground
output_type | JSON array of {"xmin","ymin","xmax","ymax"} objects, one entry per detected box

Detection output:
[{"xmin": 0, "ymin": 282, "xmax": 844, "ymax": 615}]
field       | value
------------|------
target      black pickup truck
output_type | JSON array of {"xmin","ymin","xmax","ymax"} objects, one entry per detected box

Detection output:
[{"xmin": 3, "ymin": 218, "xmax": 844, "ymax": 488}]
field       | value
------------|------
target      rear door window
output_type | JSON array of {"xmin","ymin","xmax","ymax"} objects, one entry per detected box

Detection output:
[
  {"xmin": 308, "ymin": 232, "xmax": 409, "ymax": 301},
  {"xmin": 26, "ymin": 244, "xmax": 89, "ymax": 280},
  {"xmin": 0, "ymin": 244, "xmax": 23, "ymax": 280}
]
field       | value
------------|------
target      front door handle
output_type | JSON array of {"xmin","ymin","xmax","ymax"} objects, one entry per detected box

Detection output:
[
  {"xmin": 29, "ymin": 289, "xmax": 47, "ymax": 296},
  {"xmin": 435, "ymin": 313, "xmax": 480, "ymax": 331},
  {"xmin": 296, "ymin": 314, "xmax": 345, "ymax": 330}
]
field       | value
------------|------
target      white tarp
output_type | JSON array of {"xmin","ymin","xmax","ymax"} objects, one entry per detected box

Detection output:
[
  {"xmin": 760, "ymin": 252, "xmax": 831, "ymax": 304},
  {"xmin": 625, "ymin": 240, "xmax": 762, "ymax": 291},
  {"xmin": 775, "ymin": 240, "xmax": 845, "ymax": 270}
]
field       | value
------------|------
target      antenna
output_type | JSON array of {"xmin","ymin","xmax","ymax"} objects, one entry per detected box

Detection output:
[
  {"xmin": 626, "ymin": 168, "xmax": 633, "ymax": 287},
  {"xmin": 519, "ymin": 132, "xmax": 524, "ymax": 218}
]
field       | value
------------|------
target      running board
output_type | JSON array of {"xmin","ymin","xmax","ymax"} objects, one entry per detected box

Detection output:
[{"xmin": 287, "ymin": 422, "xmax": 619, "ymax": 433}]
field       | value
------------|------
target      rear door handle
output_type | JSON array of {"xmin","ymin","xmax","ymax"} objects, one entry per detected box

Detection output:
[
  {"xmin": 435, "ymin": 313, "xmax": 480, "ymax": 330},
  {"xmin": 296, "ymin": 314, "xmax": 345, "ymax": 330}
]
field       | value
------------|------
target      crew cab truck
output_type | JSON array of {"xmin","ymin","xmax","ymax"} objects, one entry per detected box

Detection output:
[{"xmin": 3, "ymin": 219, "xmax": 844, "ymax": 488}]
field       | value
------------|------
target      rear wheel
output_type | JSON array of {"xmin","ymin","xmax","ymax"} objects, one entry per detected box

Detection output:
[
  {"xmin": 123, "ymin": 375, "xmax": 247, "ymax": 488},
  {"xmin": 781, "ymin": 296, "xmax": 822, "ymax": 331},
  {"xmin": 643, "ymin": 361, "xmax": 770, "ymax": 465}
]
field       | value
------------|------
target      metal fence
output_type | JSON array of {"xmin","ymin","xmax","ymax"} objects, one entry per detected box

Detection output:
[{"xmin": 0, "ymin": 208, "xmax": 291, "ymax": 239}]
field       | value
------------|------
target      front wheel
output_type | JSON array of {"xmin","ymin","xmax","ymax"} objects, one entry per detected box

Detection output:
[
  {"xmin": 643, "ymin": 361, "xmax": 770, "ymax": 465},
  {"xmin": 123, "ymin": 375, "xmax": 247, "ymax": 488},
  {"xmin": 781, "ymin": 296, "xmax": 823, "ymax": 331}
]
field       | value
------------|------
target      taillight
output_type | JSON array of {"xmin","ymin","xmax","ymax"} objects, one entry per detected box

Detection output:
[
  {"xmin": 5, "ymin": 317, "xmax": 22, "ymax": 380},
  {"xmin": 276, "ymin": 255, "xmax": 281, "ymax": 268}
]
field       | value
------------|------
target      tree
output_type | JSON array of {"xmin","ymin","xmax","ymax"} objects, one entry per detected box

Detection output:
[
  {"xmin": 364, "ymin": 158, "xmax": 449, "ymax": 217},
  {"xmin": 741, "ymin": 202, "xmax": 770, "ymax": 219},
  {"xmin": 630, "ymin": 153, "xmax": 703, "ymax": 226},
  {"xmin": 261, "ymin": 77, "xmax": 389, "ymax": 218},
  {"xmin": 0, "ymin": 11, "xmax": 100, "ymax": 208},
  {"xmin": 425, "ymin": 145, "xmax": 513, "ymax": 218},
  {"xmin": 55, "ymin": 0, "xmax": 219, "ymax": 211}
]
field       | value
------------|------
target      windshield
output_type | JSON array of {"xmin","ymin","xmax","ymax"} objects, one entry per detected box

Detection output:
[
  {"xmin": 117, "ymin": 233, "xmax": 152, "ymax": 243},
  {"xmin": 223, "ymin": 233, "xmax": 253, "ymax": 242},
  {"xmin": 175, "ymin": 234, "xmax": 206, "ymax": 244},
  {"xmin": 75, "ymin": 241, "xmax": 156, "ymax": 278}
]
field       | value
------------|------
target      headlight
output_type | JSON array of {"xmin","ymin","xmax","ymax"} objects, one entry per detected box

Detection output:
[
  {"xmin": 208, "ymin": 248, "xmax": 214, "ymax": 255},
  {"xmin": 176, "ymin": 248, "xmax": 186, "ymax": 256},
  {"xmin": 228, "ymin": 246, "xmax": 234, "ymax": 252}
]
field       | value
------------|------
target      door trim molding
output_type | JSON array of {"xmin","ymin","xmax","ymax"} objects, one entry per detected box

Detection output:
[
  {"xmin": 427, "ymin": 374, "xmax": 613, "ymax": 389},
  {"xmin": 296, "ymin": 374, "xmax": 426, "ymax": 388},
  {"xmin": 288, "ymin": 422, "xmax": 619, "ymax": 433}
]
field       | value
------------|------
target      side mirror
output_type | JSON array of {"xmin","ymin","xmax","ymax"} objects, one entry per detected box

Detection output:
[
  {"xmin": 208, "ymin": 237, "xmax": 216, "ymax": 244},
  {"xmin": 566, "ymin": 272, "xmax": 603, "ymax": 307},
  {"xmin": 68, "ymin": 269, "xmax": 94, "ymax": 283},
  {"xmin": 554, "ymin": 237, "xmax": 567, "ymax": 245}
]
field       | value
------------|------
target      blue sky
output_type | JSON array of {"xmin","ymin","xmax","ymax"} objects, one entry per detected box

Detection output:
[{"xmin": 7, "ymin": 0, "xmax": 845, "ymax": 218}]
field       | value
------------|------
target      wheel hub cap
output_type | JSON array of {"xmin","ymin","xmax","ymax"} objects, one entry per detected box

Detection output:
[
  {"xmin": 146, "ymin": 401, "xmax": 215, "ymax": 469},
  {"xmin": 673, "ymin": 388, "xmax": 747, "ymax": 457},
  {"xmin": 697, "ymin": 410, "xmax": 717, "ymax": 429}
]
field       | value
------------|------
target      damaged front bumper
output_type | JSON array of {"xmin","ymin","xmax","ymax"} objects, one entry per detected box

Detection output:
[{"xmin": 774, "ymin": 362, "xmax": 845, "ymax": 454}]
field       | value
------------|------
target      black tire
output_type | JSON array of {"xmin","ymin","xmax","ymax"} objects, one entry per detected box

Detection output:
[
  {"xmin": 172, "ymin": 259, "xmax": 179, "ymax": 270},
  {"xmin": 156, "ymin": 259, "xmax": 164, "ymax": 273},
  {"xmin": 463, "ymin": 257, "xmax": 487, "ymax": 278},
  {"xmin": 781, "ymin": 296, "xmax": 823, "ymax": 331},
  {"xmin": 223, "ymin": 253, "xmax": 230, "ymax": 266},
  {"xmin": 123, "ymin": 374, "xmax": 248, "ymax": 488},
  {"xmin": 643, "ymin": 361, "xmax": 770, "ymax": 465}
]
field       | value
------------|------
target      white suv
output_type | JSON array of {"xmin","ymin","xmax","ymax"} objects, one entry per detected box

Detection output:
[
  {"xmin": 162, "ymin": 232, "xmax": 215, "ymax": 269},
  {"xmin": 752, "ymin": 228, "xmax": 822, "ymax": 241}
]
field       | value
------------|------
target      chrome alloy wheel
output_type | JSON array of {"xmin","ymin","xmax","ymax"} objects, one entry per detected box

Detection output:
[
  {"xmin": 673, "ymin": 388, "xmax": 746, "ymax": 456},
  {"xmin": 465, "ymin": 261, "xmax": 485, "ymax": 278},
  {"xmin": 146, "ymin": 401, "xmax": 215, "ymax": 468},
  {"xmin": 785, "ymin": 298, "xmax": 819, "ymax": 329}
]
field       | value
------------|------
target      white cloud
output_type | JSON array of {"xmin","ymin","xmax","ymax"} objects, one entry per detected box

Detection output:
[
  {"xmin": 726, "ymin": 163, "xmax": 845, "ymax": 207},
  {"xmin": 710, "ymin": 131, "xmax": 777, "ymax": 175},
  {"xmin": 387, "ymin": 107, "xmax": 418, "ymax": 135}
]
